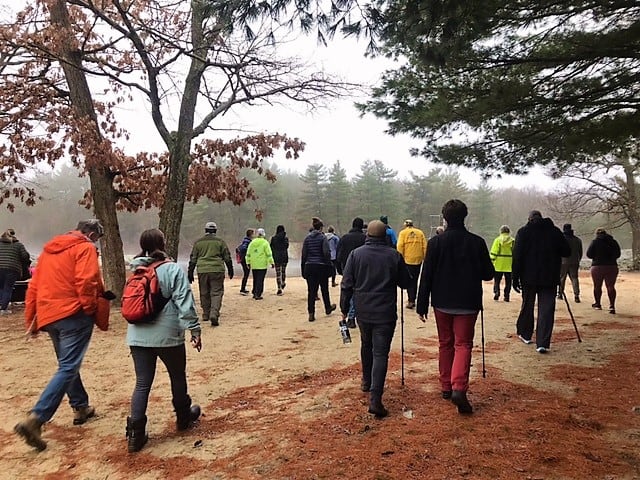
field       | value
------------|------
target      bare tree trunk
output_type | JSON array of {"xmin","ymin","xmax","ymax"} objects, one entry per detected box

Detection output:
[
  {"xmin": 49, "ymin": 0, "xmax": 126, "ymax": 295},
  {"xmin": 158, "ymin": 1, "xmax": 207, "ymax": 260},
  {"xmin": 159, "ymin": 146, "xmax": 190, "ymax": 260},
  {"xmin": 622, "ymin": 158, "xmax": 640, "ymax": 271}
]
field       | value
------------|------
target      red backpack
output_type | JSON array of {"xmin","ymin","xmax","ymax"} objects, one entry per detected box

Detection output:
[{"xmin": 121, "ymin": 259, "xmax": 171, "ymax": 324}]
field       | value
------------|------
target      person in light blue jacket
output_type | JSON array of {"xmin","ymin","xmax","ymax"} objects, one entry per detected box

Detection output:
[{"xmin": 125, "ymin": 228, "xmax": 202, "ymax": 453}]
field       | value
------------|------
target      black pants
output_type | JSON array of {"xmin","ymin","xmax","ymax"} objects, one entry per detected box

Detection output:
[
  {"xmin": 304, "ymin": 263, "xmax": 332, "ymax": 314},
  {"xmin": 516, "ymin": 286, "xmax": 556, "ymax": 349},
  {"xmin": 359, "ymin": 320, "xmax": 396, "ymax": 400},
  {"xmin": 251, "ymin": 269, "xmax": 267, "ymax": 297},
  {"xmin": 130, "ymin": 344, "xmax": 190, "ymax": 421},
  {"xmin": 406, "ymin": 264, "xmax": 421, "ymax": 303},
  {"xmin": 493, "ymin": 272, "xmax": 512, "ymax": 298},
  {"xmin": 240, "ymin": 260, "xmax": 250, "ymax": 291}
]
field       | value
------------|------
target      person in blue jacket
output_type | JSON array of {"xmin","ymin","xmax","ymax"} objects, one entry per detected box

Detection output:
[
  {"xmin": 380, "ymin": 215, "xmax": 397, "ymax": 248},
  {"xmin": 125, "ymin": 228, "xmax": 202, "ymax": 453}
]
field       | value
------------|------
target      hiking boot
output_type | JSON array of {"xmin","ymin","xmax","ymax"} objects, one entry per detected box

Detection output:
[
  {"xmin": 592, "ymin": 303, "xmax": 602, "ymax": 310},
  {"xmin": 325, "ymin": 304, "xmax": 336, "ymax": 315},
  {"xmin": 72, "ymin": 405, "xmax": 96, "ymax": 425},
  {"xmin": 574, "ymin": 295, "xmax": 580, "ymax": 303},
  {"xmin": 176, "ymin": 405, "xmax": 201, "ymax": 431},
  {"xmin": 308, "ymin": 313, "xmax": 315, "ymax": 322},
  {"xmin": 451, "ymin": 390, "xmax": 473, "ymax": 414},
  {"xmin": 14, "ymin": 413, "xmax": 46, "ymax": 451},
  {"xmin": 346, "ymin": 318, "xmax": 356, "ymax": 329},
  {"xmin": 126, "ymin": 416, "xmax": 148, "ymax": 453},
  {"xmin": 368, "ymin": 397, "xmax": 388, "ymax": 418}
]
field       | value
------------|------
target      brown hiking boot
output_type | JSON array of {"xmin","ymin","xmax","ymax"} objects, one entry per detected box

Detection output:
[
  {"xmin": 14, "ymin": 413, "xmax": 46, "ymax": 451},
  {"xmin": 73, "ymin": 406, "xmax": 96, "ymax": 425}
]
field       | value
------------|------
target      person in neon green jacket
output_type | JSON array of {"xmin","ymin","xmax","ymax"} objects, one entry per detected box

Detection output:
[
  {"xmin": 490, "ymin": 225, "xmax": 515, "ymax": 301},
  {"xmin": 245, "ymin": 228, "xmax": 274, "ymax": 300}
]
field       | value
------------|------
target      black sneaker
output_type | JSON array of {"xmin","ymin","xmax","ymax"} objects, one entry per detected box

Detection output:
[
  {"xmin": 240, "ymin": 290, "xmax": 249, "ymax": 296},
  {"xmin": 574, "ymin": 296, "xmax": 580, "ymax": 303},
  {"xmin": 442, "ymin": 390, "xmax": 452, "ymax": 400},
  {"xmin": 346, "ymin": 318, "xmax": 356, "ymax": 329},
  {"xmin": 592, "ymin": 303, "xmax": 602, "ymax": 310},
  {"xmin": 609, "ymin": 306, "xmax": 616, "ymax": 314},
  {"xmin": 493, "ymin": 293, "xmax": 499, "ymax": 301},
  {"xmin": 325, "ymin": 304, "xmax": 336, "ymax": 315},
  {"xmin": 276, "ymin": 289, "xmax": 283, "ymax": 296}
]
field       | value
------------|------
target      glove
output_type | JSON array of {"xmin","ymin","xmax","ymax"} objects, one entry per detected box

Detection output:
[
  {"xmin": 102, "ymin": 290, "xmax": 116, "ymax": 301},
  {"xmin": 512, "ymin": 279, "xmax": 521, "ymax": 294}
]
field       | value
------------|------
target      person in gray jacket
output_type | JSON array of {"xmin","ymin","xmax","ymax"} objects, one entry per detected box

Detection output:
[
  {"xmin": 558, "ymin": 224, "xmax": 583, "ymax": 303},
  {"xmin": 126, "ymin": 228, "xmax": 202, "ymax": 453},
  {"xmin": 340, "ymin": 220, "xmax": 411, "ymax": 418}
]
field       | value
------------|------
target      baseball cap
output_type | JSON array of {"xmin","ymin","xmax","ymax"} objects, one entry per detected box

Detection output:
[
  {"xmin": 205, "ymin": 221, "xmax": 217, "ymax": 230},
  {"xmin": 257, "ymin": 228, "xmax": 266, "ymax": 237}
]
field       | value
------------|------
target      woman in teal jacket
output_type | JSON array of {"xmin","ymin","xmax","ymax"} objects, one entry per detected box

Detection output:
[
  {"xmin": 490, "ymin": 225, "xmax": 515, "ymax": 301},
  {"xmin": 245, "ymin": 228, "xmax": 274, "ymax": 300},
  {"xmin": 125, "ymin": 229, "xmax": 202, "ymax": 453}
]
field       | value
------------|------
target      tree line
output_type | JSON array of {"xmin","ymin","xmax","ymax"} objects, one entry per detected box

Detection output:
[{"xmin": 1, "ymin": 161, "xmax": 629, "ymax": 263}]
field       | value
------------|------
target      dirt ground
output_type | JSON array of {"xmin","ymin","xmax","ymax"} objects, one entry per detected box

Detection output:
[{"xmin": 0, "ymin": 270, "xmax": 639, "ymax": 480}]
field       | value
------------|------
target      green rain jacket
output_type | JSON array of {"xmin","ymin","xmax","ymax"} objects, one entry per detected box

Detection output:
[{"xmin": 490, "ymin": 233, "xmax": 515, "ymax": 273}]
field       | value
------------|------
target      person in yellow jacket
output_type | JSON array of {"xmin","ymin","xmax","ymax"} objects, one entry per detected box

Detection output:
[
  {"xmin": 490, "ymin": 225, "xmax": 515, "ymax": 301},
  {"xmin": 245, "ymin": 228, "xmax": 274, "ymax": 300},
  {"xmin": 397, "ymin": 219, "xmax": 427, "ymax": 309}
]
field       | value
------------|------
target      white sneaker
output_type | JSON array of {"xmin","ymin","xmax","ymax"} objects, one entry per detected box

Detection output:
[
  {"xmin": 536, "ymin": 346, "xmax": 548, "ymax": 354},
  {"xmin": 518, "ymin": 335, "xmax": 532, "ymax": 345},
  {"xmin": 0, "ymin": 309, "xmax": 12, "ymax": 315}
]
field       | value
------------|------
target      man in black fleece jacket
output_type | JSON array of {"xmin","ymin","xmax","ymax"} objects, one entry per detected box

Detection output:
[
  {"xmin": 340, "ymin": 220, "xmax": 410, "ymax": 418},
  {"xmin": 512, "ymin": 210, "xmax": 570, "ymax": 354},
  {"xmin": 416, "ymin": 200, "xmax": 494, "ymax": 414}
]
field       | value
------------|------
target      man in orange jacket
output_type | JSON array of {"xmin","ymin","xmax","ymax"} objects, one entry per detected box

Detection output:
[{"xmin": 14, "ymin": 219, "xmax": 106, "ymax": 451}]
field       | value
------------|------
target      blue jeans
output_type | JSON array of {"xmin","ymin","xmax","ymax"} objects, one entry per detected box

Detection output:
[
  {"xmin": 358, "ymin": 321, "xmax": 396, "ymax": 399},
  {"xmin": 32, "ymin": 312, "xmax": 94, "ymax": 423},
  {"xmin": 0, "ymin": 268, "xmax": 19, "ymax": 309},
  {"xmin": 347, "ymin": 298, "xmax": 356, "ymax": 320}
]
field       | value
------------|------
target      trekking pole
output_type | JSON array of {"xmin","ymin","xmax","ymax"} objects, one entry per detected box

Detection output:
[
  {"xmin": 480, "ymin": 308, "xmax": 486, "ymax": 378},
  {"xmin": 562, "ymin": 292, "xmax": 582, "ymax": 343},
  {"xmin": 400, "ymin": 288, "xmax": 405, "ymax": 386}
]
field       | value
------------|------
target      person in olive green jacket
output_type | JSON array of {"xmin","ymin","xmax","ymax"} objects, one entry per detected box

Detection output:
[
  {"xmin": 490, "ymin": 225, "xmax": 515, "ymax": 302},
  {"xmin": 188, "ymin": 222, "xmax": 233, "ymax": 326},
  {"xmin": 245, "ymin": 228, "xmax": 274, "ymax": 300}
]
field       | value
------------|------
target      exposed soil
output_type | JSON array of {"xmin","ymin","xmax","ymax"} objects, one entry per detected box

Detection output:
[{"xmin": 0, "ymin": 271, "xmax": 639, "ymax": 479}]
